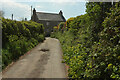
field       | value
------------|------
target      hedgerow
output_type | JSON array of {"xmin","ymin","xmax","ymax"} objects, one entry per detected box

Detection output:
[
  {"xmin": 2, "ymin": 18, "xmax": 45, "ymax": 69},
  {"xmin": 51, "ymin": 2, "xmax": 120, "ymax": 80}
]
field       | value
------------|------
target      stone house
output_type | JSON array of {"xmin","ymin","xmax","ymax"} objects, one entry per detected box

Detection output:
[{"xmin": 31, "ymin": 8, "xmax": 66, "ymax": 36}]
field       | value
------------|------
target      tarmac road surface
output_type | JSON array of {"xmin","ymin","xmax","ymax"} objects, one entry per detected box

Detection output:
[{"xmin": 2, "ymin": 37, "xmax": 67, "ymax": 78}]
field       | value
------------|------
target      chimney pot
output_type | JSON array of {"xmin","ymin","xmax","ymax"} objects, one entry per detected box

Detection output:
[
  {"xmin": 33, "ymin": 8, "xmax": 36, "ymax": 15},
  {"xmin": 59, "ymin": 10, "xmax": 63, "ymax": 15}
]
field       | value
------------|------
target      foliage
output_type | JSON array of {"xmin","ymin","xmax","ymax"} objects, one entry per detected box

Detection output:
[
  {"xmin": 58, "ymin": 22, "xmax": 66, "ymax": 31},
  {"xmin": 53, "ymin": 26, "xmax": 58, "ymax": 32},
  {"xmin": 66, "ymin": 17, "xmax": 75, "ymax": 28},
  {"xmin": 51, "ymin": 2, "xmax": 120, "ymax": 80},
  {"xmin": 2, "ymin": 18, "xmax": 45, "ymax": 69},
  {"xmin": 86, "ymin": 2, "xmax": 112, "ymax": 42}
]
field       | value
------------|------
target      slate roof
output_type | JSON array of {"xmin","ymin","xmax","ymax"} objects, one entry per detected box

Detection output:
[{"xmin": 36, "ymin": 12, "xmax": 65, "ymax": 21}]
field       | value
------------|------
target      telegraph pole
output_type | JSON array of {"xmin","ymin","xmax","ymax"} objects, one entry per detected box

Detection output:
[
  {"xmin": 31, "ymin": 6, "xmax": 33, "ymax": 17},
  {"xmin": 12, "ymin": 14, "xmax": 13, "ymax": 20}
]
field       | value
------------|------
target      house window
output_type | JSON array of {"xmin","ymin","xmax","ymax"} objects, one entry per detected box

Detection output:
[{"xmin": 46, "ymin": 22, "xmax": 49, "ymax": 26}]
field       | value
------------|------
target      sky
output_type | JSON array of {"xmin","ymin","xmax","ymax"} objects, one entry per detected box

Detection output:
[{"xmin": 1, "ymin": 0, "xmax": 87, "ymax": 21}]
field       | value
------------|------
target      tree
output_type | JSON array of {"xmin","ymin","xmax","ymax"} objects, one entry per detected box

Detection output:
[{"xmin": 86, "ymin": 2, "xmax": 112, "ymax": 42}]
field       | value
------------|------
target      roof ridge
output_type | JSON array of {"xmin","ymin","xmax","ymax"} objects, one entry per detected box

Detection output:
[{"xmin": 36, "ymin": 12, "xmax": 59, "ymax": 15}]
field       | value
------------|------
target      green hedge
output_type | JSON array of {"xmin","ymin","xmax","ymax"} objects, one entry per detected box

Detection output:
[
  {"xmin": 2, "ymin": 18, "xmax": 45, "ymax": 69},
  {"xmin": 51, "ymin": 2, "xmax": 120, "ymax": 80}
]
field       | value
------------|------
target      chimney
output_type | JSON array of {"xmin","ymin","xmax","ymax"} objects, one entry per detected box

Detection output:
[
  {"xmin": 59, "ymin": 10, "xmax": 63, "ymax": 15},
  {"xmin": 33, "ymin": 8, "xmax": 36, "ymax": 15}
]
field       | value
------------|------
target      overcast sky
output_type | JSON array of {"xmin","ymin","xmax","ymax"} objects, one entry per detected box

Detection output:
[{"xmin": 1, "ymin": 0, "xmax": 87, "ymax": 21}]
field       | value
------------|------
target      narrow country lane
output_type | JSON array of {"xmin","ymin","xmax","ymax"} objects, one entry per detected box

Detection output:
[{"xmin": 2, "ymin": 37, "xmax": 67, "ymax": 78}]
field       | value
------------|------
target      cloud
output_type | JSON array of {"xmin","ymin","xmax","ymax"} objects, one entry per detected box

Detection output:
[
  {"xmin": 0, "ymin": 0, "xmax": 86, "ymax": 20},
  {"xmin": 36, "ymin": 5, "xmax": 42, "ymax": 9},
  {"xmin": 1, "ymin": 0, "xmax": 87, "ymax": 2},
  {"xmin": 50, "ymin": 0, "xmax": 86, "ymax": 2},
  {"xmin": 1, "ymin": 0, "xmax": 31, "ymax": 20}
]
